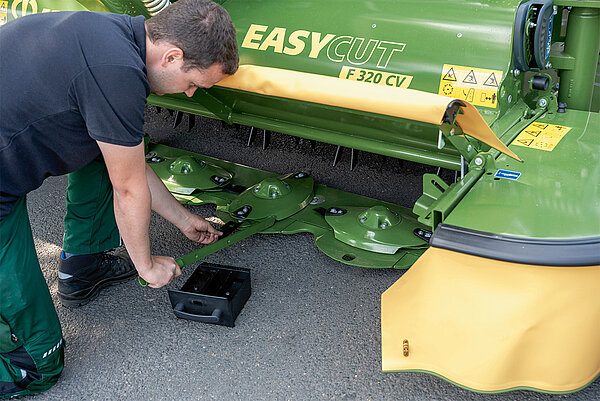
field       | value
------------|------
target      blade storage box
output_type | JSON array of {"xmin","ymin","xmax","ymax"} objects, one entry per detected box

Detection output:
[{"xmin": 168, "ymin": 263, "xmax": 251, "ymax": 327}]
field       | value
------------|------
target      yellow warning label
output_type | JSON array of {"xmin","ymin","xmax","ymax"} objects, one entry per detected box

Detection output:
[
  {"xmin": 0, "ymin": 1, "xmax": 8, "ymax": 25},
  {"xmin": 339, "ymin": 66, "xmax": 412, "ymax": 88},
  {"xmin": 512, "ymin": 122, "xmax": 572, "ymax": 152},
  {"xmin": 438, "ymin": 64, "xmax": 503, "ymax": 108}
]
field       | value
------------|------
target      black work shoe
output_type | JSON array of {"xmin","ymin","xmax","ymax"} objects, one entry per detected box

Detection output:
[{"xmin": 58, "ymin": 248, "xmax": 137, "ymax": 307}]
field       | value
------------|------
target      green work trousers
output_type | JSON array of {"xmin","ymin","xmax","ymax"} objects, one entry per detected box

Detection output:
[
  {"xmin": 0, "ymin": 158, "xmax": 119, "ymax": 398},
  {"xmin": 63, "ymin": 158, "xmax": 121, "ymax": 254},
  {"xmin": 0, "ymin": 197, "xmax": 64, "ymax": 398}
]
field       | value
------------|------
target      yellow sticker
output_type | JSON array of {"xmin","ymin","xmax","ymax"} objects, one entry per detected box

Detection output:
[
  {"xmin": 339, "ymin": 66, "xmax": 412, "ymax": 89},
  {"xmin": 0, "ymin": 1, "xmax": 8, "ymax": 25},
  {"xmin": 438, "ymin": 64, "xmax": 503, "ymax": 108},
  {"xmin": 512, "ymin": 122, "xmax": 572, "ymax": 152}
]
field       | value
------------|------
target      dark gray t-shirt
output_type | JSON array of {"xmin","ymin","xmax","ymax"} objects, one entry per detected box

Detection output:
[{"xmin": 0, "ymin": 11, "xmax": 149, "ymax": 219}]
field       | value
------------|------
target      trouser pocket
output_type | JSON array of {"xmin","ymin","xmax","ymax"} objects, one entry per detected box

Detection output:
[{"xmin": 0, "ymin": 317, "xmax": 18, "ymax": 355}]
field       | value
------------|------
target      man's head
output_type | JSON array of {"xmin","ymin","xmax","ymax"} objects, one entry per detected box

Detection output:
[{"xmin": 145, "ymin": 0, "xmax": 239, "ymax": 96}]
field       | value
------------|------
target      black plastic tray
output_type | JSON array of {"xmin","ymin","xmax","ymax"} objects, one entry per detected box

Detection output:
[{"xmin": 168, "ymin": 263, "xmax": 251, "ymax": 327}]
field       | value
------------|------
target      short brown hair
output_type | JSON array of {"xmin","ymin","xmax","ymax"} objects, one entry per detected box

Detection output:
[{"xmin": 145, "ymin": 0, "xmax": 239, "ymax": 75}]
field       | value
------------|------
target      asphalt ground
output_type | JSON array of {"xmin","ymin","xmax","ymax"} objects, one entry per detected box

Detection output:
[{"xmin": 24, "ymin": 107, "xmax": 599, "ymax": 401}]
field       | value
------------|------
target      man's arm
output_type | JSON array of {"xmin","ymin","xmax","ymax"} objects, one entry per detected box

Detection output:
[{"xmin": 97, "ymin": 141, "xmax": 180, "ymax": 288}]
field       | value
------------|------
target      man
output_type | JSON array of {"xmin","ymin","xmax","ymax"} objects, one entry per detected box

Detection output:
[{"xmin": 0, "ymin": 0, "xmax": 238, "ymax": 397}]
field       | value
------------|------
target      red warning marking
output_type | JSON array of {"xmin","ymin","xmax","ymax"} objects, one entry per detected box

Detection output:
[
  {"xmin": 443, "ymin": 68, "xmax": 457, "ymax": 81},
  {"xmin": 517, "ymin": 138, "xmax": 534, "ymax": 146},
  {"xmin": 463, "ymin": 70, "xmax": 477, "ymax": 85},
  {"xmin": 483, "ymin": 72, "xmax": 498, "ymax": 87}
]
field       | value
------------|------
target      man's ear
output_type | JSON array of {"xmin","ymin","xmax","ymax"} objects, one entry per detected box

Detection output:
[{"xmin": 160, "ymin": 47, "xmax": 184, "ymax": 67}]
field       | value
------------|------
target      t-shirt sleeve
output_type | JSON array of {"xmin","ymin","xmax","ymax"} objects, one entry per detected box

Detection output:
[{"xmin": 69, "ymin": 64, "xmax": 149, "ymax": 146}]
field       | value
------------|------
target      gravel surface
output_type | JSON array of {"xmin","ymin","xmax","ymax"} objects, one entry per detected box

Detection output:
[{"xmin": 23, "ymin": 107, "xmax": 599, "ymax": 401}]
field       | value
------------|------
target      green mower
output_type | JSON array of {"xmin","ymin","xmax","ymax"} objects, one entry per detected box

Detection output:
[{"xmin": 3, "ymin": 0, "xmax": 599, "ymax": 393}]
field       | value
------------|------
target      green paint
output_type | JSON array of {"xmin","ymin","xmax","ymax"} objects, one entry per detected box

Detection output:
[
  {"xmin": 221, "ymin": 173, "xmax": 314, "ymax": 221},
  {"xmin": 556, "ymin": 7, "xmax": 600, "ymax": 111},
  {"xmin": 149, "ymin": 155, "xmax": 232, "ymax": 194},
  {"xmin": 445, "ymin": 109, "xmax": 600, "ymax": 239},
  {"xmin": 145, "ymin": 142, "xmax": 428, "ymax": 269},
  {"xmin": 145, "ymin": 0, "xmax": 526, "ymax": 169},
  {"xmin": 325, "ymin": 206, "xmax": 426, "ymax": 254}
]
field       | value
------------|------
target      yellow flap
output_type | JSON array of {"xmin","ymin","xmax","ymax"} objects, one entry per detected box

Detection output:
[
  {"xmin": 217, "ymin": 65, "xmax": 520, "ymax": 161},
  {"xmin": 381, "ymin": 247, "xmax": 600, "ymax": 393}
]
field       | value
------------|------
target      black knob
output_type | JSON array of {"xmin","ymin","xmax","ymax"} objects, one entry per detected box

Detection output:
[{"xmin": 531, "ymin": 75, "xmax": 550, "ymax": 91}]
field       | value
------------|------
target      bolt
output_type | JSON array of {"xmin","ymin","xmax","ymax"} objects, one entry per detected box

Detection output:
[
  {"xmin": 254, "ymin": 187, "xmax": 259, "ymax": 192},
  {"xmin": 360, "ymin": 217, "xmax": 366, "ymax": 223},
  {"xmin": 310, "ymin": 196, "xmax": 324, "ymax": 205},
  {"xmin": 508, "ymin": 95, "xmax": 512, "ymax": 103},
  {"xmin": 183, "ymin": 168, "xmax": 190, "ymax": 174},
  {"xmin": 380, "ymin": 222, "xmax": 388, "ymax": 229},
  {"xmin": 457, "ymin": 33, "xmax": 462, "ymax": 38},
  {"xmin": 513, "ymin": 69, "xmax": 520, "ymax": 77},
  {"xmin": 467, "ymin": 145, "xmax": 472, "ymax": 152},
  {"xmin": 145, "ymin": 152, "xmax": 155, "ymax": 158},
  {"xmin": 474, "ymin": 157, "xmax": 484, "ymax": 166},
  {"xmin": 538, "ymin": 98, "xmax": 548, "ymax": 108},
  {"xmin": 372, "ymin": 23, "xmax": 376, "ymax": 28},
  {"xmin": 545, "ymin": 62, "xmax": 551, "ymax": 69},
  {"xmin": 271, "ymin": 193, "xmax": 278, "ymax": 198}
]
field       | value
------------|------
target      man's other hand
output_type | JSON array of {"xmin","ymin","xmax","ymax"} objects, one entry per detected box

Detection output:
[{"xmin": 180, "ymin": 214, "xmax": 222, "ymax": 244}]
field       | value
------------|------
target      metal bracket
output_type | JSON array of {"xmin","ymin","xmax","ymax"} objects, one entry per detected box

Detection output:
[
  {"xmin": 193, "ymin": 89, "xmax": 233, "ymax": 123},
  {"xmin": 438, "ymin": 123, "xmax": 479, "ymax": 163},
  {"xmin": 469, "ymin": 151, "xmax": 497, "ymax": 173}
]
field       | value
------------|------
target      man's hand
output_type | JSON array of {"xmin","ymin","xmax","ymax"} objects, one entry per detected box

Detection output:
[
  {"xmin": 145, "ymin": 165, "xmax": 222, "ymax": 244},
  {"xmin": 179, "ymin": 214, "xmax": 222, "ymax": 244},
  {"xmin": 138, "ymin": 255, "xmax": 182, "ymax": 288}
]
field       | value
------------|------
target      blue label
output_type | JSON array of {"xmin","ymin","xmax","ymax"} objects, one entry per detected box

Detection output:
[
  {"xmin": 494, "ymin": 169, "xmax": 521, "ymax": 180},
  {"xmin": 546, "ymin": 17, "xmax": 553, "ymax": 59}
]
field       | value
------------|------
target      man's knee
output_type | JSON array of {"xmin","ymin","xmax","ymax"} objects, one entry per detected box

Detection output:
[{"xmin": 0, "ymin": 330, "xmax": 64, "ymax": 399}]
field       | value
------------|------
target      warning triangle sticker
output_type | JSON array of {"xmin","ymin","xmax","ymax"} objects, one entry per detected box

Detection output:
[
  {"xmin": 524, "ymin": 130, "xmax": 542, "ymax": 137},
  {"xmin": 483, "ymin": 72, "xmax": 498, "ymax": 87},
  {"xmin": 462, "ymin": 70, "xmax": 477, "ymax": 85},
  {"xmin": 517, "ymin": 139, "xmax": 534, "ymax": 146},
  {"xmin": 442, "ymin": 68, "xmax": 457, "ymax": 81}
]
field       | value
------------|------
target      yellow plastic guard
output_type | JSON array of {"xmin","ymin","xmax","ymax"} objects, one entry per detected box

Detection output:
[
  {"xmin": 381, "ymin": 247, "xmax": 600, "ymax": 393},
  {"xmin": 217, "ymin": 65, "xmax": 521, "ymax": 161}
]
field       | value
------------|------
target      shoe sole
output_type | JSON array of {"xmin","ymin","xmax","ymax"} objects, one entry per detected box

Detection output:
[{"xmin": 58, "ymin": 270, "xmax": 137, "ymax": 308}]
